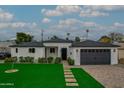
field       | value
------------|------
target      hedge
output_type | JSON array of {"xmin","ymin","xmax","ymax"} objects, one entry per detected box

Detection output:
[
  {"xmin": 54, "ymin": 57, "xmax": 61, "ymax": 64},
  {"xmin": 4, "ymin": 57, "xmax": 17, "ymax": 64},
  {"xmin": 19, "ymin": 56, "xmax": 34, "ymax": 63},
  {"xmin": 38, "ymin": 57, "xmax": 47, "ymax": 63},
  {"xmin": 47, "ymin": 57, "xmax": 54, "ymax": 63}
]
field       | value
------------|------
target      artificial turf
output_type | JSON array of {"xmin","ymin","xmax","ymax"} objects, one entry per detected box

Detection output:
[
  {"xmin": 71, "ymin": 68, "xmax": 104, "ymax": 88},
  {"xmin": 0, "ymin": 64, "xmax": 104, "ymax": 88},
  {"xmin": 0, "ymin": 64, "xmax": 65, "ymax": 88}
]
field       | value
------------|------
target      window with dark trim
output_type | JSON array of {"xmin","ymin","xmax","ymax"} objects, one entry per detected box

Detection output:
[
  {"xmin": 50, "ymin": 48, "xmax": 55, "ymax": 53},
  {"xmin": 29, "ymin": 48, "xmax": 35, "ymax": 53},
  {"xmin": 16, "ymin": 48, "xmax": 18, "ymax": 53}
]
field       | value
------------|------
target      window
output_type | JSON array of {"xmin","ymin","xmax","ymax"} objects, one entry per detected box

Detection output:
[
  {"xmin": 16, "ymin": 48, "xmax": 18, "ymax": 53},
  {"xmin": 29, "ymin": 48, "xmax": 35, "ymax": 53},
  {"xmin": 50, "ymin": 48, "xmax": 55, "ymax": 53}
]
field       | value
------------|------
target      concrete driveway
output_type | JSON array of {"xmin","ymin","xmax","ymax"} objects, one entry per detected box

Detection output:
[{"xmin": 71, "ymin": 64, "xmax": 124, "ymax": 88}]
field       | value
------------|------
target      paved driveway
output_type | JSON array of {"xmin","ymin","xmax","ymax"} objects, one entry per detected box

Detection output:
[{"xmin": 71, "ymin": 64, "xmax": 124, "ymax": 88}]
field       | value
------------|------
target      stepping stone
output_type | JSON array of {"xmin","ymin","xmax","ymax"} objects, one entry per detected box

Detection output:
[
  {"xmin": 65, "ymin": 78, "xmax": 77, "ymax": 82},
  {"xmin": 64, "ymin": 68, "xmax": 70, "ymax": 70},
  {"xmin": 66, "ymin": 83, "xmax": 79, "ymax": 86},
  {"xmin": 64, "ymin": 72, "xmax": 73, "ymax": 75},
  {"xmin": 65, "ymin": 75, "xmax": 74, "ymax": 78},
  {"xmin": 64, "ymin": 69, "xmax": 71, "ymax": 72}
]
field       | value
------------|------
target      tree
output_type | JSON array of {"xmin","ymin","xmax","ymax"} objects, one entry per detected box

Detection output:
[
  {"xmin": 66, "ymin": 33, "xmax": 70, "ymax": 40},
  {"xmin": 109, "ymin": 32, "xmax": 124, "ymax": 42},
  {"xmin": 16, "ymin": 32, "xmax": 33, "ymax": 44},
  {"xmin": 51, "ymin": 35, "xmax": 59, "ymax": 39},
  {"xmin": 75, "ymin": 37, "xmax": 80, "ymax": 42},
  {"xmin": 99, "ymin": 36, "xmax": 112, "ymax": 43}
]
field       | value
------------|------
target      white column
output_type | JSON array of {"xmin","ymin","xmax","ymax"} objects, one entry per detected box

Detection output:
[
  {"xmin": 58, "ymin": 47, "xmax": 61, "ymax": 57},
  {"xmin": 111, "ymin": 48, "xmax": 118, "ymax": 65}
]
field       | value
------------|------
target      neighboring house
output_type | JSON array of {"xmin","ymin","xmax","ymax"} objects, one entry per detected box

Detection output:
[
  {"xmin": 10, "ymin": 38, "xmax": 119, "ymax": 65},
  {"xmin": 0, "ymin": 41, "xmax": 15, "ymax": 53},
  {"xmin": 118, "ymin": 41, "xmax": 124, "ymax": 60}
]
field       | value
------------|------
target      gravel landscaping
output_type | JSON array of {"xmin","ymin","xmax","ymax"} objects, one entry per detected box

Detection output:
[{"xmin": 72, "ymin": 64, "xmax": 124, "ymax": 88}]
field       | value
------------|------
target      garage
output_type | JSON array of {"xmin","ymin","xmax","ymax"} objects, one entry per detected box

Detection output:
[
  {"xmin": 71, "ymin": 40, "xmax": 119, "ymax": 65},
  {"xmin": 80, "ymin": 49, "xmax": 111, "ymax": 65}
]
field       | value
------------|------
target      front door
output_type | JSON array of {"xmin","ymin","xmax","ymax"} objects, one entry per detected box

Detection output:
[{"xmin": 61, "ymin": 48, "xmax": 67, "ymax": 60}]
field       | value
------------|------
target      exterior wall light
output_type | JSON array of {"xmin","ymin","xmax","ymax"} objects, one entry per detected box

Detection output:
[{"xmin": 113, "ymin": 49, "xmax": 116, "ymax": 52}]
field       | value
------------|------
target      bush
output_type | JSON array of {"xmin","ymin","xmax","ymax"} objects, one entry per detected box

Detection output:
[
  {"xmin": 47, "ymin": 57, "xmax": 53, "ymax": 63},
  {"xmin": 19, "ymin": 56, "xmax": 24, "ymax": 63},
  {"xmin": 54, "ymin": 57, "xmax": 61, "ymax": 64},
  {"xmin": 67, "ymin": 57, "xmax": 75, "ymax": 65},
  {"xmin": 29, "ymin": 57, "xmax": 34, "ymax": 63},
  {"xmin": 38, "ymin": 57, "xmax": 47, "ymax": 63},
  {"xmin": 4, "ymin": 57, "xmax": 17, "ymax": 64},
  {"xmin": 19, "ymin": 56, "xmax": 34, "ymax": 63},
  {"xmin": 12, "ymin": 57, "xmax": 17, "ymax": 62}
]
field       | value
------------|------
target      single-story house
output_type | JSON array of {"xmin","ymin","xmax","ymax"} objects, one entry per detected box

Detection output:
[{"xmin": 10, "ymin": 38, "xmax": 119, "ymax": 65}]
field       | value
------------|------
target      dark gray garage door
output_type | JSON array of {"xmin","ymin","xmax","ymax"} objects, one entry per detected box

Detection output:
[{"xmin": 80, "ymin": 49, "xmax": 110, "ymax": 65}]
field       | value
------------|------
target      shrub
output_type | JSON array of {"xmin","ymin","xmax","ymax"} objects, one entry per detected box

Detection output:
[
  {"xmin": 67, "ymin": 57, "xmax": 71, "ymax": 63},
  {"xmin": 38, "ymin": 57, "xmax": 47, "ymax": 63},
  {"xmin": 4, "ymin": 57, "xmax": 17, "ymax": 64},
  {"xmin": 19, "ymin": 56, "xmax": 24, "ymax": 63},
  {"xmin": 19, "ymin": 56, "xmax": 34, "ymax": 63},
  {"xmin": 67, "ymin": 57, "xmax": 75, "ymax": 65},
  {"xmin": 29, "ymin": 57, "xmax": 34, "ymax": 63},
  {"xmin": 24, "ymin": 57, "xmax": 30, "ymax": 62},
  {"xmin": 12, "ymin": 57, "xmax": 17, "ymax": 62},
  {"xmin": 54, "ymin": 57, "xmax": 61, "ymax": 64},
  {"xmin": 47, "ymin": 57, "xmax": 53, "ymax": 63}
]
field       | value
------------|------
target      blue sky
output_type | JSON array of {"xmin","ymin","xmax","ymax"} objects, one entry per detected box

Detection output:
[{"xmin": 0, "ymin": 5, "xmax": 124, "ymax": 41}]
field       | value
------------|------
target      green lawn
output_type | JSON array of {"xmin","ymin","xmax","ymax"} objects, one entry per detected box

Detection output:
[
  {"xmin": 71, "ymin": 68, "xmax": 104, "ymax": 88},
  {"xmin": 0, "ymin": 64, "xmax": 65, "ymax": 88},
  {"xmin": 0, "ymin": 64, "xmax": 104, "ymax": 88}
]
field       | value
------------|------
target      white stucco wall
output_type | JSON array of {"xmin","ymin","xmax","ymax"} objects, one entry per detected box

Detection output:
[
  {"xmin": 11, "ymin": 47, "xmax": 45, "ymax": 60},
  {"xmin": 111, "ymin": 48, "xmax": 118, "ymax": 64},
  {"xmin": 70, "ymin": 47, "xmax": 118, "ymax": 65},
  {"xmin": 44, "ymin": 43, "xmax": 72, "ymax": 58}
]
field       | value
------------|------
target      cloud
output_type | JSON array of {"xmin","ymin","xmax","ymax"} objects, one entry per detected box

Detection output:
[
  {"xmin": 80, "ymin": 10, "xmax": 109, "ymax": 17},
  {"xmin": 0, "ymin": 8, "xmax": 14, "ymax": 21},
  {"xmin": 56, "ymin": 5, "xmax": 81, "ymax": 13},
  {"xmin": 59, "ymin": 18, "xmax": 80, "ymax": 26},
  {"xmin": 82, "ymin": 22, "xmax": 97, "ymax": 27},
  {"xmin": 58, "ymin": 18, "xmax": 97, "ymax": 27},
  {"xmin": 83, "ymin": 6, "xmax": 124, "ymax": 11},
  {"xmin": 42, "ymin": 5, "xmax": 124, "ymax": 17},
  {"xmin": 42, "ymin": 9, "xmax": 62, "ymax": 16},
  {"xmin": 0, "ymin": 22, "xmax": 37, "ymax": 29},
  {"xmin": 42, "ymin": 18, "xmax": 51, "ymax": 23},
  {"xmin": 41, "ymin": 5, "xmax": 81, "ymax": 17},
  {"xmin": 79, "ymin": 5, "xmax": 124, "ymax": 17},
  {"xmin": 113, "ymin": 22, "xmax": 124, "ymax": 28}
]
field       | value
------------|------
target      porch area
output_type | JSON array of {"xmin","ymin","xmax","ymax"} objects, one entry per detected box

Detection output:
[{"xmin": 45, "ymin": 47, "xmax": 67, "ymax": 60}]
